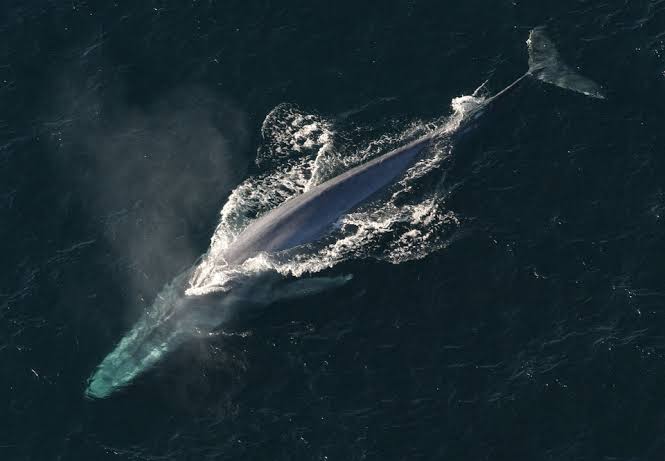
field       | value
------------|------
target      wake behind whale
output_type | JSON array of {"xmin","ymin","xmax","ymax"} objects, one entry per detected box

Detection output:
[{"xmin": 85, "ymin": 28, "xmax": 604, "ymax": 399}]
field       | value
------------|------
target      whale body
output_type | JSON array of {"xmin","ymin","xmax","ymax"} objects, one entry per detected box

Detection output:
[{"xmin": 85, "ymin": 27, "xmax": 604, "ymax": 399}]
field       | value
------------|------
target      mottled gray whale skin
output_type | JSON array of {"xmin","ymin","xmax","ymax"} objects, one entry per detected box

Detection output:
[{"xmin": 223, "ymin": 135, "xmax": 435, "ymax": 264}]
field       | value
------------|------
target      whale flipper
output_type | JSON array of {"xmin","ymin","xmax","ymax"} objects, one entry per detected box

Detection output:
[{"xmin": 527, "ymin": 26, "xmax": 605, "ymax": 99}]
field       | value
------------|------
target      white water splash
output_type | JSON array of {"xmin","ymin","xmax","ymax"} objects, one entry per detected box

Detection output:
[{"xmin": 187, "ymin": 94, "xmax": 484, "ymax": 296}]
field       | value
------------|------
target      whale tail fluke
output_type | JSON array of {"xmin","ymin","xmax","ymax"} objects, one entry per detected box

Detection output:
[{"xmin": 527, "ymin": 26, "xmax": 605, "ymax": 99}]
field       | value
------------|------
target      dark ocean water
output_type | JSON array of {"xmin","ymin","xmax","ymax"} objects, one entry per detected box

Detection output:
[{"xmin": 3, "ymin": 1, "xmax": 665, "ymax": 460}]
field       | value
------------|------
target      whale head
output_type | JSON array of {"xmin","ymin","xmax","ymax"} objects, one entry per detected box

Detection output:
[{"xmin": 85, "ymin": 271, "xmax": 226, "ymax": 399}]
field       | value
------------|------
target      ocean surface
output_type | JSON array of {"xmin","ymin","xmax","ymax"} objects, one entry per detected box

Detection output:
[{"xmin": 3, "ymin": 1, "xmax": 665, "ymax": 460}]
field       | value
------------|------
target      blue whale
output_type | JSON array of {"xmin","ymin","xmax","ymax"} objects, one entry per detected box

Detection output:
[{"xmin": 85, "ymin": 28, "xmax": 603, "ymax": 399}]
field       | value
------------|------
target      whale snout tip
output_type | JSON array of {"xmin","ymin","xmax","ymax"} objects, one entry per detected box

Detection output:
[
  {"xmin": 84, "ymin": 370, "xmax": 116, "ymax": 400},
  {"xmin": 85, "ymin": 365, "xmax": 135, "ymax": 400}
]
